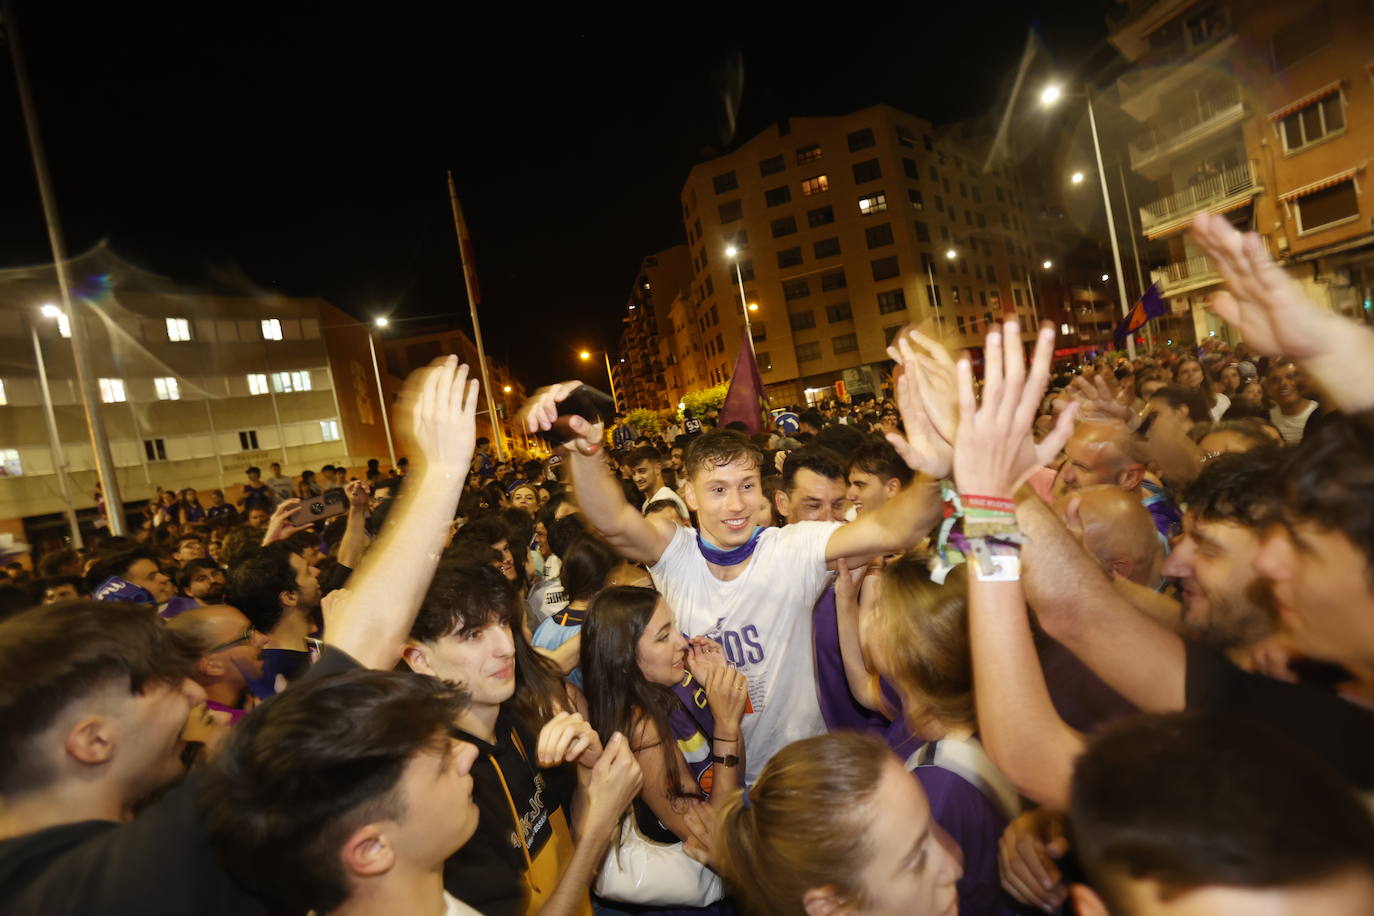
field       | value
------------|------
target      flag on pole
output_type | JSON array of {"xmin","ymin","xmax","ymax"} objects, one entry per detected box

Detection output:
[
  {"xmin": 716, "ymin": 330, "xmax": 769, "ymax": 434},
  {"xmin": 1113, "ymin": 282, "xmax": 1168, "ymax": 341}
]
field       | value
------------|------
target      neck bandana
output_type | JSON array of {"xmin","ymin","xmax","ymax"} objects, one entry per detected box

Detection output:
[{"xmin": 696, "ymin": 526, "xmax": 764, "ymax": 566}]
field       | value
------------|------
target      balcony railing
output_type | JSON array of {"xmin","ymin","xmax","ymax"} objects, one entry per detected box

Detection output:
[
  {"xmin": 1151, "ymin": 254, "xmax": 1221, "ymax": 295},
  {"xmin": 1130, "ymin": 94, "xmax": 1245, "ymax": 170},
  {"xmin": 1139, "ymin": 160, "xmax": 1260, "ymax": 234}
]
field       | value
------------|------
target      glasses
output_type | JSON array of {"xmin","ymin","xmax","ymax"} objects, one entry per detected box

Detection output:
[{"xmin": 208, "ymin": 625, "xmax": 257, "ymax": 654}]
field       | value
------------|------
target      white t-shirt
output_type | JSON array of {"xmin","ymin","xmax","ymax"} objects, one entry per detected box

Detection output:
[
  {"xmin": 446, "ymin": 892, "xmax": 482, "ymax": 916},
  {"xmin": 1270, "ymin": 401, "xmax": 1318, "ymax": 445},
  {"xmin": 650, "ymin": 521, "xmax": 841, "ymax": 784},
  {"xmin": 643, "ymin": 485, "xmax": 689, "ymax": 520},
  {"xmin": 1209, "ymin": 392, "xmax": 1231, "ymax": 422}
]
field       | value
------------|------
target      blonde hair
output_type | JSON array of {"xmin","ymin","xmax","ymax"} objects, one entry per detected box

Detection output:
[
  {"xmin": 715, "ymin": 732, "xmax": 892, "ymax": 913},
  {"xmin": 866, "ymin": 557, "xmax": 975, "ymax": 733}
]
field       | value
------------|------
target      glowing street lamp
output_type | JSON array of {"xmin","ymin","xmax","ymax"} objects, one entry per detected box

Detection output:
[
  {"xmin": 1071, "ymin": 171, "xmax": 1085, "ymax": 184},
  {"xmin": 1040, "ymin": 85, "xmax": 1062, "ymax": 105},
  {"xmin": 374, "ymin": 317, "xmax": 389, "ymax": 327},
  {"xmin": 579, "ymin": 349, "xmax": 620, "ymax": 411},
  {"xmin": 945, "ymin": 249, "xmax": 957, "ymax": 260},
  {"xmin": 725, "ymin": 246, "xmax": 757, "ymax": 355},
  {"xmin": 367, "ymin": 316, "xmax": 396, "ymax": 469},
  {"xmin": 1042, "ymin": 260, "xmax": 1054, "ymax": 270}
]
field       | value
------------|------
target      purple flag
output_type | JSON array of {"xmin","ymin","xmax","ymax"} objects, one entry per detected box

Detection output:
[{"xmin": 716, "ymin": 330, "xmax": 769, "ymax": 434}]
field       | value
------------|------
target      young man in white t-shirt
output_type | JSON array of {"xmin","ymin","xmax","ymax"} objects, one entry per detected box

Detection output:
[
  {"xmin": 522, "ymin": 385, "xmax": 943, "ymax": 783},
  {"xmin": 1265, "ymin": 360, "xmax": 1318, "ymax": 445},
  {"xmin": 626, "ymin": 445, "xmax": 690, "ymax": 520}
]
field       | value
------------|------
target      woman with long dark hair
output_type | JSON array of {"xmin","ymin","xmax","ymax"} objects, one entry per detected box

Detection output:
[
  {"xmin": 583, "ymin": 586, "xmax": 747, "ymax": 912},
  {"xmin": 1175, "ymin": 356, "xmax": 1230, "ymax": 421},
  {"xmin": 178, "ymin": 487, "xmax": 206, "ymax": 525}
]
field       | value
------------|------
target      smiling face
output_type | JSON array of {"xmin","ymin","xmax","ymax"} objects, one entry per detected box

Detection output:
[
  {"xmin": 415, "ymin": 617, "xmax": 518, "ymax": 708},
  {"xmin": 1160, "ymin": 513, "xmax": 1273, "ymax": 649},
  {"xmin": 1266, "ymin": 363, "xmax": 1304, "ymax": 409},
  {"xmin": 685, "ymin": 457, "xmax": 766, "ymax": 547},
  {"xmin": 630, "ymin": 459, "xmax": 664, "ymax": 496},
  {"xmin": 491, "ymin": 540, "xmax": 516, "ymax": 582},
  {"xmin": 635, "ymin": 598, "xmax": 689, "ymax": 687},
  {"xmin": 847, "ymin": 469, "xmax": 897, "ymax": 517}
]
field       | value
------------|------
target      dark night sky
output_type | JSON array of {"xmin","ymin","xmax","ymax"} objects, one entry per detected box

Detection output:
[{"xmin": 0, "ymin": 1, "xmax": 1117, "ymax": 387}]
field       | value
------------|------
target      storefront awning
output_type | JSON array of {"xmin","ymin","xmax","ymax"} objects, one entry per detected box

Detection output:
[
  {"xmin": 1278, "ymin": 167, "xmax": 1361, "ymax": 202},
  {"xmin": 1268, "ymin": 80, "xmax": 1343, "ymax": 121}
]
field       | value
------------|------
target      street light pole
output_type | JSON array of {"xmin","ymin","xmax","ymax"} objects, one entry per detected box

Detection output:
[
  {"xmin": 1086, "ymin": 92, "xmax": 1136, "ymax": 359},
  {"xmin": 367, "ymin": 323, "xmax": 397, "ymax": 470},
  {"xmin": 8, "ymin": 1, "xmax": 125, "ymax": 534},
  {"xmin": 603, "ymin": 353, "xmax": 620, "ymax": 412},
  {"xmin": 726, "ymin": 248, "xmax": 756, "ymax": 356},
  {"xmin": 28, "ymin": 315, "xmax": 82, "ymax": 548}
]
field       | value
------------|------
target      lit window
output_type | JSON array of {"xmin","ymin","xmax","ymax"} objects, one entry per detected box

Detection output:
[
  {"xmin": 796, "ymin": 143, "xmax": 822, "ymax": 164},
  {"xmin": 858, "ymin": 192, "xmax": 888, "ymax": 215},
  {"xmin": 0, "ymin": 448, "xmax": 21, "ymax": 476},
  {"xmin": 165, "ymin": 317, "xmax": 192, "ymax": 341},
  {"xmin": 260, "ymin": 318, "xmax": 283, "ymax": 340},
  {"xmin": 320, "ymin": 419, "xmax": 341, "ymax": 442},
  {"xmin": 98, "ymin": 378, "xmax": 126, "ymax": 403},
  {"xmin": 801, "ymin": 175, "xmax": 829, "ymax": 196},
  {"xmin": 154, "ymin": 377, "xmax": 181, "ymax": 400},
  {"xmin": 247, "ymin": 373, "xmax": 269, "ymax": 395},
  {"xmin": 0, "ymin": 379, "xmax": 6, "ymax": 406},
  {"xmin": 271, "ymin": 370, "xmax": 313, "ymax": 392},
  {"xmin": 56, "ymin": 312, "xmax": 71, "ymax": 338}
]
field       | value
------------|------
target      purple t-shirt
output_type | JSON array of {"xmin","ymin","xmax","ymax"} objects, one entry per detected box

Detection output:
[{"xmin": 913, "ymin": 764, "xmax": 1018, "ymax": 916}]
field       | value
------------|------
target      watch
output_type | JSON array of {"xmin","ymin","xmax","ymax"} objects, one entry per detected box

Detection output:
[{"xmin": 711, "ymin": 753, "xmax": 740, "ymax": 767}]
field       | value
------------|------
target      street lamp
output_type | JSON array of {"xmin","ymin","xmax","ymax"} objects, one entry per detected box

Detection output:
[
  {"xmin": 503, "ymin": 385, "xmax": 512, "ymax": 393},
  {"xmin": 367, "ymin": 317, "xmax": 397, "ymax": 470},
  {"xmin": 579, "ymin": 350, "xmax": 621, "ymax": 412},
  {"xmin": 1101, "ymin": 274, "xmax": 1110, "ymax": 282},
  {"xmin": 1071, "ymin": 171, "xmax": 1085, "ymax": 184},
  {"xmin": 1042, "ymin": 82, "xmax": 1136, "ymax": 358},
  {"xmin": 1042, "ymin": 260, "xmax": 1054, "ymax": 270},
  {"xmin": 725, "ymin": 246, "xmax": 758, "ymax": 356}
]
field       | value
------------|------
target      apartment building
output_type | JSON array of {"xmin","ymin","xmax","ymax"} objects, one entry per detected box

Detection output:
[
  {"xmin": 0, "ymin": 264, "xmax": 390, "ymax": 545},
  {"xmin": 1111, "ymin": 0, "xmax": 1374, "ymax": 340},
  {"xmin": 611, "ymin": 246, "xmax": 692, "ymax": 412},
  {"xmin": 677, "ymin": 104, "xmax": 1042, "ymax": 406}
]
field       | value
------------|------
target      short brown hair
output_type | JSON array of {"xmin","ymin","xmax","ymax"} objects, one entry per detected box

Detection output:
[
  {"xmin": 0, "ymin": 600, "xmax": 201, "ymax": 794},
  {"xmin": 682, "ymin": 430, "xmax": 763, "ymax": 481},
  {"xmin": 716, "ymin": 732, "xmax": 892, "ymax": 913}
]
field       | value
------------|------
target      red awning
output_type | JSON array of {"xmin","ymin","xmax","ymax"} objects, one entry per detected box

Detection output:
[
  {"xmin": 1268, "ymin": 80, "xmax": 1343, "ymax": 121},
  {"xmin": 1278, "ymin": 167, "xmax": 1361, "ymax": 202}
]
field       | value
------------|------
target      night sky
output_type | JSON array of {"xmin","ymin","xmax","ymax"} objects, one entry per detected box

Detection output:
[{"xmin": 0, "ymin": 1, "xmax": 1116, "ymax": 387}]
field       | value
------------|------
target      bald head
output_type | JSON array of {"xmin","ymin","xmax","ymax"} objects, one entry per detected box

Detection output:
[
  {"xmin": 1057, "ymin": 485, "xmax": 1162, "ymax": 587},
  {"xmin": 1056, "ymin": 421, "xmax": 1146, "ymax": 495},
  {"xmin": 166, "ymin": 605, "xmax": 251, "ymax": 652},
  {"xmin": 166, "ymin": 605, "xmax": 264, "ymax": 700}
]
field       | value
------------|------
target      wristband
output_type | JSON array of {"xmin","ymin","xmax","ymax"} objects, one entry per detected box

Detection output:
[
  {"xmin": 712, "ymin": 734, "xmax": 740, "ymax": 743},
  {"xmin": 711, "ymin": 753, "xmax": 740, "ymax": 768},
  {"xmin": 968, "ymin": 538, "xmax": 1021, "ymax": 581},
  {"xmin": 961, "ymin": 494, "xmax": 1016, "ymax": 513}
]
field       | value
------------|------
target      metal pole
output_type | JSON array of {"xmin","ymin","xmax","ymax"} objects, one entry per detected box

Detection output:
[
  {"xmin": 368, "ymin": 329, "xmax": 397, "ymax": 469},
  {"xmin": 29, "ymin": 317, "xmax": 82, "ymax": 548},
  {"xmin": 202, "ymin": 397, "xmax": 225, "ymax": 489},
  {"xmin": 447, "ymin": 172, "xmax": 505, "ymax": 461},
  {"xmin": 1087, "ymin": 92, "xmax": 1136, "ymax": 359},
  {"xmin": 259, "ymin": 338, "xmax": 291, "ymax": 466},
  {"xmin": 1024, "ymin": 268, "xmax": 1043, "ymax": 328},
  {"xmin": 924, "ymin": 257, "xmax": 945, "ymax": 337},
  {"xmin": 731, "ymin": 257, "xmax": 756, "ymax": 356},
  {"xmin": 603, "ymin": 352, "xmax": 621, "ymax": 413},
  {"xmin": 127, "ymin": 399, "xmax": 153, "ymax": 486},
  {"xmin": 1116, "ymin": 161, "xmax": 1156, "ymax": 352},
  {"xmin": 6, "ymin": 0, "xmax": 125, "ymax": 534}
]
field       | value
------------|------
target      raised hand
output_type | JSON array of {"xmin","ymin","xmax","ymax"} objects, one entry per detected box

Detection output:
[
  {"xmin": 536, "ymin": 710, "xmax": 604, "ymax": 769},
  {"xmin": 261, "ymin": 498, "xmax": 308, "ymax": 545},
  {"xmin": 702, "ymin": 662, "xmax": 748, "ymax": 729},
  {"xmin": 520, "ymin": 380, "xmax": 604, "ymax": 456},
  {"xmin": 686, "ymin": 636, "xmax": 727, "ymax": 683},
  {"xmin": 344, "ymin": 479, "xmax": 371, "ymax": 510},
  {"xmin": 398, "ymin": 356, "xmax": 480, "ymax": 476},
  {"xmin": 885, "ymin": 330, "xmax": 957, "ymax": 479},
  {"xmin": 584, "ymin": 732, "xmax": 644, "ymax": 833},
  {"xmin": 953, "ymin": 321, "xmax": 1078, "ymax": 500},
  {"xmin": 1065, "ymin": 373, "xmax": 1136, "ymax": 428}
]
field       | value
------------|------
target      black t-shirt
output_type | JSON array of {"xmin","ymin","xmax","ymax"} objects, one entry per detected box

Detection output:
[
  {"xmin": 1186, "ymin": 642, "xmax": 1374, "ymax": 790},
  {"xmin": 0, "ymin": 646, "xmax": 363, "ymax": 915},
  {"xmin": 445, "ymin": 710, "xmax": 576, "ymax": 916}
]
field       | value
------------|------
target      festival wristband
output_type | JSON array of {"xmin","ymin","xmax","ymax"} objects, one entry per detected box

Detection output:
[
  {"xmin": 968, "ymin": 539, "xmax": 1021, "ymax": 581},
  {"xmin": 961, "ymin": 494, "xmax": 1016, "ymax": 513}
]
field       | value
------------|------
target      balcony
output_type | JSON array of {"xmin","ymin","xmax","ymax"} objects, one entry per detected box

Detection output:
[
  {"xmin": 1117, "ymin": 33, "xmax": 1237, "ymax": 121},
  {"xmin": 1151, "ymin": 254, "xmax": 1222, "ymax": 296},
  {"xmin": 1139, "ymin": 160, "xmax": 1261, "ymax": 238},
  {"xmin": 1129, "ymin": 93, "xmax": 1246, "ymax": 178}
]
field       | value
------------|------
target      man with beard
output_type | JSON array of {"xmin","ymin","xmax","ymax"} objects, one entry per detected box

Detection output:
[
  {"xmin": 227, "ymin": 543, "xmax": 323, "ymax": 685},
  {"xmin": 167, "ymin": 605, "xmax": 270, "ymax": 724},
  {"xmin": 161, "ymin": 559, "xmax": 230, "ymax": 619}
]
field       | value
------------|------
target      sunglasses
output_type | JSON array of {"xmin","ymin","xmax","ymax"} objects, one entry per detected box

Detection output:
[{"xmin": 208, "ymin": 625, "xmax": 258, "ymax": 654}]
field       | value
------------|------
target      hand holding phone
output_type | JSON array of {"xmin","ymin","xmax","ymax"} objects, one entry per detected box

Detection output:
[
  {"xmin": 286, "ymin": 488, "xmax": 348, "ymax": 528},
  {"xmin": 530, "ymin": 384, "xmax": 616, "ymax": 448}
]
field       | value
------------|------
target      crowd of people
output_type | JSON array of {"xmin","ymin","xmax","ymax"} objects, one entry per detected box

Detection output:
[{"xmin": 3, "ymin": 212, "xmax": 1374, "ymax": 915}]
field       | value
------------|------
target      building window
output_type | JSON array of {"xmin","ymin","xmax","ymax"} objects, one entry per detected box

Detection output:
[
  {"xmin": 783, "ymin": 279, "xmax": 812, "ymax": 300},
  {"xmin": 760, "ymin": 154, "xmax": 785, "ymax": 176},
  {"xmin": 990, "ymin": 290, "xmax": 1001, "ymax": 309},
  {"xmin": 877, "ymin": 289, "xmax": 907, "ymax": 314},
  {"xmin": 165, "ymin": 317, "xmax": 191, "ymax": 341},
  {"xmin": 0, "ymin": 449, "xmax": 20, "ymax": 476},
  {"xmin": 238, "ymin": 430, "xmax": 260, "ymax": 451},
  {"xmin": 154, "ymin": 377, "xmax": 181, "ymax": 400},
  {"xmin": 951, "ymin": 287, "xmax": 961, "ymax": 304},
  {"xmin": 144, "ymin": 438, "xmax": 168, "ymax": 461},
  {"xmin": 935, "ymin": 195, "xmax": 944, "ymax": 213},
  {"xmin": 718, "ymin": 200, "xmax": 743, "ymax": 223},
  {"xmin": 771, "ymin": 216, "xmax": 798, "ymax": 238},
  {"xmin": 1295, "ymin": 178, "xmax": 1360, "ymax": 233},
  {"xmin": 247, "ymin": 373, "xmax": 269, "ymax": 395},
  {"xmin": 807, "ymin": 205, "xmax": 836, "ymax": 227},
  {"xmin": 865, "ymin": 223, "xmax": 894, "ymax": 249},
  {"xmin": 847, "ymin": 127, "xmax": 876, "ymax": 152},
  {"xmin": 1013, "ymin": 288, "xmax": 1024, "ymax": 307},
  {"xmin": 814, "ymin": 236, "xmax": 841, "ymax": 259},
  {"xmin": 821, "ymin": 269, "xmax": 848, "ymax": 291},
  {"xmin": 790, "ymin": 310, "xmax": 817, "ymax": 331},
  {"xmin": 729, "ymin": 260, "xmax": 756, "ymax": 283},
  {"xmin": 271, "ymin": 370, "xmax": 313, "ymax": 393},
  {"xmin": 98, "ymin": 378, "xmax": 126, "ymax": 403},
  {"xmin": 797, "ymin": 143, "xmax": 823, "ymax": 164},
  {"xmin": 260, "ymin": 318, "xmax": 283, "ymax": 341},
  {"xmin": 858, "ymin": 192, "xmax": 888, "ymax": 215},
  {"xmin": 972, "ymin": 187, "xmax": 982, "ymax": 204},
  {"xmin": 54, "ymin": 311, "xmax": 72, "ymax": 338},
  {"xmin": 832, "ymin": 333, "xmax": 859, "ymax": 354},
  {"xmin": 959, "ymin": 181, "xmax": 968, "ymax": 199},
  {"xmin": 940, "ymin": 225, "xmax": 951, "ymax": 241},
  {"xmin": 908, "ymin": 188, "xmax": 924, "ymax": 211},
  {"xmin": 1280, "ymin": 93, "xmax": 1345, "ymax": 153},
  {"xmin": 884, "ymin": 325, "xmax": 903, "ymax": 344},
  {"xmin": 0, "ymin": 379, "xmax": 6, "ymax": 406},
  {"xmin": 713, "ymin": 170, "xmax": 738, "ymax": 194},
  {"xmin": 927, "ymin": 284, "xmax": 942, "ymax": 307},
  {"xmin": 987, "ymin": 264, "xmax": 997, "ymax": 282},
  {"xmin": 914, "ymin": 220, "xmax": 931, "ymax": 242},
  {"xmin": 752, "ymin": 321, "xmax": 766, "ymax": 342},
  {"xmin": 777, "ymin": 247, "xmax": 804, "ymax": 269},
  {"xmin": 765, "ymin": 184, "xmax": 792, "ymax": 207},
  {"xmin": 957, "ymin": 315, "xmax": 967, "ymax": 334},
  {"xmin": 801, "ymin": 174, "xmax": 830, "ymax": 196},
  {"xmin": 852, "ymin": 159, "xmax": 882, "ymax": 184},
  {"xmin": 896, "ymin": 125, "xmax": 916, "ymax": 148},
  {"xmin": 826, "ymin": 302, "xmax": 853, "ymax": 322},
  {"xmin": 756, "ymin": 351, "xmax": 773, "ymax": 372},
  {"xmin": 902, "ymin": 157, "xmax": 919, "ymax": 179},
  {"xmin": 705, "ymin": 275, "xmax": 715, "ymax": 295},
  {"xmin": 796, "ymin": 341, "xmax": 822, "ymax": 362},
  {"xmin": 321, "ymin": 419, "xmax": 341, "ymax": 442},
  {"xmin": 871, "ymin": 256, "xmax": 900, "ymax": 281}
]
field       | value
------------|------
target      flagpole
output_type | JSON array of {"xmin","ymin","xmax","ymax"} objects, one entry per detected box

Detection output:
[
  {"xmin": 447, "ymin": 172, "xmax": 505, "ymax": 462},
  {"xmin": 1087, "ymin": 91, "xmax": 1135, "ymax": 360}
]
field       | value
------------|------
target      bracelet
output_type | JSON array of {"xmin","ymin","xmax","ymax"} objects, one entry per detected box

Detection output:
[
  {"xmin": 961, "ymin": 494, "xmax": 1015, "ymax": 513},
  {"xmin": 712, "ymin": 734, "xmax": 740, "ymax": 743}
]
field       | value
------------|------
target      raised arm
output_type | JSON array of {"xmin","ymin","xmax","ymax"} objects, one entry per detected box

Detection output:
[
  {"xmin": 334, "ymin": 480, "xmax": 372, "ymax": 569},
  {"xmin": 324, "ymin": 357, "xmax": 479, "ymax": 669},
  {"xmin": 521, "ymin": 381, "xmax": 674, "ymax": 564}
]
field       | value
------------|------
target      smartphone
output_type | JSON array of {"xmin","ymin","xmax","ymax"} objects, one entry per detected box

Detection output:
[
  {"xmin": 539, "ymin": 384, "xmax": 617, "ymax": 446},
  {"xmin": 287, "ymin": 488, "xmax": 348, "ymax": 527},
  {"xmin": 1136, "ymin": 410, "xmax": 1158, "ymax": 437}
]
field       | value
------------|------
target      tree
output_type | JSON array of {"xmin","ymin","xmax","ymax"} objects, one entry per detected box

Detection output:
[
  {"xmin": 623, "ymin": 408, "xmax": 665, "ymax": 437},
  {"xmin": 680, "ymin": 383, "xmax": 729, "ymax": 420}
]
